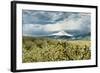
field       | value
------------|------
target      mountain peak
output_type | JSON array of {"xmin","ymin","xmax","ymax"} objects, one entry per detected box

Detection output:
[{"xmin": 52, "ymin": 31, "xmax": 73, "ymax": 36}]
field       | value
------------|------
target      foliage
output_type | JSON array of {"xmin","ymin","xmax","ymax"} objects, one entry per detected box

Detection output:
[{"xmin": 22, "ymin": 37, "xmax": 91, "ymax": 63}]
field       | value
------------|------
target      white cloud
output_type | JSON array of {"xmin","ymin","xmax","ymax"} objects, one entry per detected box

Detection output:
[
  {"xmin": 23, "ymin": 12, "xmax": 91, "ymax": 36},
  {"xmin": 23, "ymin": 24, "xmax": 44, "ymax": 35},
  {"xmin": 43, "ymin": 14, "xmax": 89, "ymax": 32}
]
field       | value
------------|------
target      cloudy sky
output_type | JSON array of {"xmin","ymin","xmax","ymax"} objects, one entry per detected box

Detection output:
[{"xmin": 22, "ymin": 10, "xmax": 91, "ymax": 36}]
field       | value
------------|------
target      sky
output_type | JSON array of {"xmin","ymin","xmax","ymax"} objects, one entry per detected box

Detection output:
[{"xmin": 22, "ymin": 10, "xmax": 91, "ymax": 36}]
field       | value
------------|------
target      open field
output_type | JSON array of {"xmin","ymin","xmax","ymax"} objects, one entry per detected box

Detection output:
[{"xmin": 22, "ymin": 37, "xmax": 91, "ymax": 63}]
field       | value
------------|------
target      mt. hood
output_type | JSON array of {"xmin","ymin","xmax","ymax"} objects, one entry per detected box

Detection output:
[{"xmin": 51, "ymin": 31, "xmax": 73, "ymax": 36}]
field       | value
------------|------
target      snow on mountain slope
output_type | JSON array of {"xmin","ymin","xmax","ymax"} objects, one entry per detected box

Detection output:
[{"xmin": 51, "ymin": 31, "xmax": 73, "ymax": 36}]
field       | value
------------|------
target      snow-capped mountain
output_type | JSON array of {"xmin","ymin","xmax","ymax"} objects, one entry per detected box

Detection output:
[
  {"xmin": 51, "ymin": 31, "xmax": 73, "ymax": 36},
  {"xmin": 28, "ymin": 30, "xmax": 90, "ymax": 40},
  {"xmin": 44, "ymin": 31, "xmax": 74, "ymax": 39}
]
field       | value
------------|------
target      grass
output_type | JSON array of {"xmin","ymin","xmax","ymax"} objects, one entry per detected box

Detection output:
[{"xmin": 22, "ymin": 37, "xmax": 91, "ymax": 63}]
